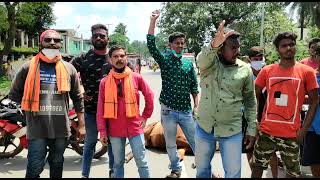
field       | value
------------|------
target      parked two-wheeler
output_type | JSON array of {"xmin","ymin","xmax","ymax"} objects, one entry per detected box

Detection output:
[{"xmin": 0, "ymin": 96, "xmax": 107, "ymax": 159}]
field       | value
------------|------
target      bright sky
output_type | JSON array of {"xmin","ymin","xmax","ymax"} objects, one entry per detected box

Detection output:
[{"xmin": 52, "ymin": 2, "xmax": 163, "ymax": 42}]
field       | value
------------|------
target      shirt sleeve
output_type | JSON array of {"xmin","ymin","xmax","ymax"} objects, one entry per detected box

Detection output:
[
  {"xmin": 305, "ymin": 69, "xmax": 319, "ymax": 92},
  {"xmin": 68, "ymin": 64, "xmax": 84, "ymax": 113},
  {"xmin": 146, "ymin": 34, "xmax": 165, "ymax": 66},
  {"xmin": 243, "ymin": 67, "xmax": 257, "ymax": 137},
  {"xmin": 70, "ymin": 54, "xmax": 83, "ymax": 72},
  {"xmin": 189, "ymin": 64, "xmax": 199, "ymax": 94},
  {"xmin": 96, "ymin": 77, "xmax": 108, "ymax": 138},
  {"xmin": 255, "ymin": 67, "xmax": 267, "ymax": 89},
  {"xmin": 196, "ymin": 45, "xmax": 220, "ymax": 72},
  {"xmin": 138, "ymin": 74, "xmax": 154, "ymax": 120},
  {"xmin": 8, "ymin": 62, "xmax": 30, "ymax": 104}
]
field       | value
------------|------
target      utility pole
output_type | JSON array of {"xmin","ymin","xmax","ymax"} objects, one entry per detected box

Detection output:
[
  {"xmin": 106, "ymin": 23, "xmax": 113, "ymax": 31},
  {"xmin": 259, "ymin": 2, "xmax": 265, "ymax": 50}
]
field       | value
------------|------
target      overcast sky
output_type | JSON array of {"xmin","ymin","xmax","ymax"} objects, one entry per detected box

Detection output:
[
  {"xmin": 52, "ymin": 2, "xmax": 297, "ymax": 42},
  {"xmin": 52, "ymin": 2, "xmax": 163, "ymax": 42}
]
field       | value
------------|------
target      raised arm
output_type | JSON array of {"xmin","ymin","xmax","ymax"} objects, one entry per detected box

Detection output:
[
  {"xmin": 147, "ymin": 10, "xmax": 165, "ymax": 65},
  {"xmin": 197, "ymin": 20, "xmax": 237, "ymax": 72}
]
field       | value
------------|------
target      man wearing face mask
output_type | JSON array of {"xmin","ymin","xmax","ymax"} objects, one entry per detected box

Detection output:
[
  {"xmin": 195, "ymin": 20, "xmax": 256, "ymax": 178},
  {"xmin": 8, "ymin": 29, "xmax": 85, "ymax": 178},
  {"xmin": 71, "ymin": 24, "xmax": 113, "ymax": 178},
  {"xmin": 97, "ymin": 45, "xmax": 154, "ymax": 178},
  {"xmin": 147, "ymin": 10, "xmax": 199, "ymax": 178}
]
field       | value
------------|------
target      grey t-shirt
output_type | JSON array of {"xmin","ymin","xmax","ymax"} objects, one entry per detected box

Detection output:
[
  {"xmin": 9, "ymin": 58, "xmax": 84, "ymax": 140},
  {"xmin": 26, "ymin": 62, "xmax": 70, "ymax": 139}
]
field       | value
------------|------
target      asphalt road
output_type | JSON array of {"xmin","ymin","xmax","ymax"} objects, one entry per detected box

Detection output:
[{"xmin": 0, "ymin": 66, "xmax": 313, "ymax": 178}]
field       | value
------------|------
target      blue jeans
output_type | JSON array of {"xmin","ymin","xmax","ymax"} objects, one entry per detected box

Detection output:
[
  {"xmin": 81, "ymin": 112, "xmax": 114, "ymax": 177},
  {"xmin": 195, "ymin": 122, "xmax": 242, "ymax": 178},
  {"xmin": 160, "ymin": 103, "xmax": 196, "ymax": 172},
  {"xmin": 110, "ymin": 133, "xmax": 150, "ymax": 178},
  {"xmin": 26, "ymin": 138, "xmax": 68, "ymax": 178}
]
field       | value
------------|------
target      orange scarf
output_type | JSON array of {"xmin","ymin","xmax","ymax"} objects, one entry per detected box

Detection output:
[
  {"xmin": 21, "ymin": 53, "xmax": 70, "ymax": 112},
  {"xmin": 104, "ymin": 67, "xmax": 138, "ymax": 119}
]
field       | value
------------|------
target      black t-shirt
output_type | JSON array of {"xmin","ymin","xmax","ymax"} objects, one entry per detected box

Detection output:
[{"xmin": 71, "ymin": 49, "xmax": 112, "ymax": 114}]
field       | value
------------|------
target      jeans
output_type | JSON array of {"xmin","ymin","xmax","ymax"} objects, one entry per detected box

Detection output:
[
  {"xmin": 25, "ymin": 137, "xmax": 68, "ymax": 178},
  {"xmin": 160, "ymin": 103, "xmax": 196, "ymax": 172},
  {"xmin": 81, "ymin": 112, "xmax": 114, "ymax": 178},
  {"xmin": 195, "ymin": 122, "xmax": 242, "ymax": 178},
  {"xmin": 110, "ymin": 133, "xmax": 150, "ymax": 178}
]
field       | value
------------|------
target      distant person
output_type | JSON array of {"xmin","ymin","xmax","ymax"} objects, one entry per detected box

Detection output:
[
  {"xmin": 135, "ymin": 58, "xmax": 141, "ymax": 74},
  {"xmin": 301, "ymin": 42, "xmax": 320, "ymax": 178},
  {"xmin": 97, "ymin": 45, "xmax": 154, "ymax": 178},
  {"xmin": 300, "ymin": 38, "xmax": 320, "ymax": 69},
  {"xmin": 251, "ymin": 32, "xmax": 319, "ymax": 178},
  {"xmin": 9, "ymin": 29, "xmax": 85, "ymax": 178},
  {"xmin": 147, "ymin": 10, "xmax": 199, "ymax": 178}
]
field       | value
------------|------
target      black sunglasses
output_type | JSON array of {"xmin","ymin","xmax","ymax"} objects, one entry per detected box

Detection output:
[
  {"xmin": 92, "ymin": 34, "xmax": 106, "ymax": 39},
  {"xmin": 44, "ymin": 38, "xmax": 62, "ymax": 43}
]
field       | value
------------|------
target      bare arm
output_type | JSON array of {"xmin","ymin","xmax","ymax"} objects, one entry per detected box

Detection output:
[
  {"xmin": 303, "ymin": 89, "xmax": 318, "ymax": 130},
  {"xmin": 148, "ymin": 10, "xmax": 160, "ymax": 35}
]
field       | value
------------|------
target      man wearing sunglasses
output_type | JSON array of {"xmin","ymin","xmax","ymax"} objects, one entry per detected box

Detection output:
[
  {"xmin": 71, "ymin": 24, "xmax": 113, "ymax": 178},
  {"xmin": 9, "ymin": 29, "xmax": 85, "ymax": 178}
]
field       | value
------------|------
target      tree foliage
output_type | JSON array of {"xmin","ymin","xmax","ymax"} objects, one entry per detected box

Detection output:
[
  {"xmin": 16, "ymin": 2, "xmax": 56, "ymax": 38},
  {"xmin": 0, "ymin": 5, "xmax": 8, "ymax": 34},
  {"xmin": 109, "ymin": 23, "xmax": 130, "ymax": 49},
  {"xmin": 0, "ymin": 2, "xmax": 55, "ymax": 64},
  {"xmin": 159, "ymin": 2, "xmax": 260, "ymax": 55},
  {"xmin": 286, "ymin": 2, "xmax": 320, "ymax": 40},
  {"xmin": 114, "ymin": 23, "xmax": 127, "ymax": 35},
  {"xmin": 129, "ymin": 40, "xmax": 150, "ymax": 58}
]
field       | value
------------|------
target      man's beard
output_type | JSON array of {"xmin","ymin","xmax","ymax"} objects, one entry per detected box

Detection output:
[
  {"xmin": 93, "ymin": 41, "xmax": 108, "ymax": 50},
  {"xmin": 282, "ymin": 51, "xmax": 295, "ymax": 61}
]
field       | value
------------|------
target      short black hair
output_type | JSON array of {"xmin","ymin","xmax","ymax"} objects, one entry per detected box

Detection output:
[
  {"xmin": 273, "ymin": 32, "xmax": 297, "ymax": 49},
  {"xmin": 247, "ymin": 46, "xmax": 263, "ymax": 58},
  {"xmin": 91, "ymin": 24, "xmax": 108, "ymax": 34},
  {"xmin": 309, "ymin": 38, "xmax": 320, "ymax": 48},
  {"xmin": 108, "ymin": 45, "xmax": 126, "ymax": 57},
  {"xmin": 168, "ymin": 32, "xmax": 186, "ymax": 43}
]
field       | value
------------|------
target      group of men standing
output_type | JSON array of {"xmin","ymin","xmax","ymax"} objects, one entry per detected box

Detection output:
[{"xmin": 7, "ymin": 8, "xmax": 320, "ymax": 178}]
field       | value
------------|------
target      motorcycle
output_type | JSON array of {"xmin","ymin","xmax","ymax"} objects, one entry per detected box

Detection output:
[{"xmin": 0, "ymin": 96, "xmax": 107, "ymax": 159}]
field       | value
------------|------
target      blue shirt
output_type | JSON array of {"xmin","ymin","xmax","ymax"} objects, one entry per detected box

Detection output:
[{"xmin": 309, "ymin": 74, "xmax": 320, "ymax": 134}]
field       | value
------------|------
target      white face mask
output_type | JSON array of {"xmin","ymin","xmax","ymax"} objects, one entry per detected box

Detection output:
[
  {"xmin": 250, "ymin": 60, "xmax": 265, "ymax": 71},
  {"xmin": 41, "ymin": 48, "xmax": 60, "ymax": 59}
]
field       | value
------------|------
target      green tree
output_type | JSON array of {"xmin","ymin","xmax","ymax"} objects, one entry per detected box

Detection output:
[
  {"xmin": 286, "ymin": 2, "xmax": 320, "ymax": 40},
  {"xmin": 155, "ymin": 32, "xmax": 168, "ymax": 51},
  {"xmin": 0, "ymin": 2, "xmax": 55, "ymax": 64},
  {"xmin": 109, "ymin": 33, "xmax": 130, "ymax": 48},
  {"xmin": 109, "ymin": 23, "xmax": 130, "ymax": 50},
  {"xmin": 1, "ymin": 2, "xmax": 19, "ymax": 65},
  {"xmin": 308, "ymin": 25, "xmax": 320, "ymax": 39},
  {"xmin": 0, "ymin": 5, "xmax": 8, "ymax": 35},
  {"xmin": 129, "ymin": 40, "xmax": 150, "ymax": 58},
  {"xmin": 159, "ymin": 2, "xmax": 263, "ymax": 55},
  {"xmin": 16, "ymin": 2, "xmax": 56, "ymax": 38},
  {"xmin": 114, "ymin": 23, "xmax": 127, "ymax": 35}
]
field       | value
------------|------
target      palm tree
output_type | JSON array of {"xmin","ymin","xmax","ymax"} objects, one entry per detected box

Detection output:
[{"xmin": 286, "ymin": 2, "xmax": 320, "ymax": 40}]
